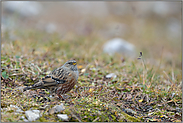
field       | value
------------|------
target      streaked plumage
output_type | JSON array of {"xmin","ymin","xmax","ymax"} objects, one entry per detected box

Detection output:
[{"xmin": 23, "ymin": 60, "xmax": 79, "ymax": 98}]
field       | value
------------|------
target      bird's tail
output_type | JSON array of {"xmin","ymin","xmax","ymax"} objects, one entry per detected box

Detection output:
[{"xmin": 23, "ymin": 81, "xmax": 44, "ymax": 91}]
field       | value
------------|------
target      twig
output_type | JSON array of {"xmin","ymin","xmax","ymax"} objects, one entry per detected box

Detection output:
[
  {"xmin": 92, "ymin": 117, "xmax": 99, "ymax": 122},
  {"xmin": 21, "ymin": 68, "xmax": 28, "ymax": 75},
  {"xmin": 171, "ymin": 68, "xmax": 175, "ymax": 83},
  {"xmin": 163, "ymin": 71, "xmax": 174, "ymax": 86}
]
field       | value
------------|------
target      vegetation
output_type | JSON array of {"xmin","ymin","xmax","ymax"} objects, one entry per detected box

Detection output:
[{"xmin": 1, "ymin": 24, "xmax": 182, "ymax": 122}]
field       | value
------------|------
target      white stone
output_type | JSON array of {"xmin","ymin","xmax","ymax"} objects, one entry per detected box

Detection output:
[
  {"xmin": 54, "ymin": 103, "xmax": 65, "ymax": 113},
  {"xmin": 25, "ymin": 110, "xmax": 40, "ymax": 121},
  {"xmin": 106, "ymin": 73, "xmax": 117, "ymax": 79},
  {"xmin": 20, "ymin": 116, "xmax": 25, "ymax": 120},
  {"xmin": 32, "ymin": 109, "xmax": 40, "ymax": 114},
  {"xmin": 57, "ymin": 114, "xmax": 69, "ymax": 121},
  {"xmin": 49, "ymin": 103, "xmax": 65, "ymax": 114},
  {"xmin": 23, "ymin": 119, "xmax": 29, "ymax": 122}
]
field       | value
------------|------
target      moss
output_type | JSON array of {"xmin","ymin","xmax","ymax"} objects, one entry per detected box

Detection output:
[{"xmin": 120, "ymin": 112, "xmax": 141, "ymax": 122}]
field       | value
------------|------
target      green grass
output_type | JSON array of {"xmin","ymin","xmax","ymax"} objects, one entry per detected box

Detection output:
[{"xmin": 1, "ymin": 29, "xmax": 182, "ymax": 122}]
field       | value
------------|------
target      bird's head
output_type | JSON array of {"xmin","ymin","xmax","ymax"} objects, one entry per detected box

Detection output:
[{"xmin": 63, "ymin": 60, "xmax": 78, "ymax": 71}]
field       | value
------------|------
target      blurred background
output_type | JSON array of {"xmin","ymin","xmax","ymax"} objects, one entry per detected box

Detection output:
[{"xmin": 1, "ymin": 1, "xmax": 182, "ymax": 69}]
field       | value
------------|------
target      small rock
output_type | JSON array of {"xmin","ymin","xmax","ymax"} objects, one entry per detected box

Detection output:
[
  {"xmin": 10, "ymin": 104, "xmax": 24, "ymax": 113},
  {"xmin": 171, "ymin": 92, "xmax": 175, "ymax": 99},
  {"xmin": 20, "ymin": 115, "xmax": 29, "ymax": 122},
  {"xmin": 25, "ymin": 110, "xmax": 41, "ymax": 121},
  {"xmin": 103, "ymin": 38, "xmax": 136, "ymax": 58},
  {"xmin": 105, "ymin": 73, "xmax": 117, "ymax": 79},
  {"xmin": 176, "ymin": 107, "xmax": 181, "ymax": 113},
  {"xmin": 32, "ymin": 110, "xmax": 41, "ymax": 114},
  {"xmin": 10, "ymin": 104, "xmax": 19, "ymax": 109},
  {"xmin": 81, "ymin": 69, "xmax": 86, "ymax": 73},
  {"xmin": 124, "ymin": 108, "xmax": 136, "ymax": 116},
  {"xmin": 20, "ymin": 116, "xmax": 25, "ymax": 120},
  {"xmin": 49, "ymin": 103, "xmax": 65, "ymax": 114},
  {"xmin": 23, "ymin": 119, "xmax": 29, "ymax": 122},
  {"xmin": 16, "ymin": 108, "xmax": 24, "ymax": 113},
  {"xmin": 57, "ymin": 114, "xmax": 69, "ymax": 121}
]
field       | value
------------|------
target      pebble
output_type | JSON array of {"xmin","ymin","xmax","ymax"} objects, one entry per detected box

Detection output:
[
  {"xmin": 105, "ymin": 73, "xmax": 117, "ymax": 79},
  {"xmin": 171, "ymin": 92, "xmax": 175, "ymax": 99},
  {"xmin": 20, "ymin": 116, "xmax": 25, "ymax": 120},
  {"xmin": 49, "ymin": 103, "xmax": 65, "ymax": 114},
  {"xmin": 57, "ymin": 114, "xmax": 69, "ymax": 121},
  {"xmin": 124, "ymin": 108, "xmax": 136, "ymax": 116},
  {"xmin": 20, "ymin": 116, "xmax": 28, "ymax": 122},
  {"xmin": 81, "ymin": 69, "xmax": 86, "ymax": 73},
  {"xmin": 25, "ymin": 110, "xmax": 41, "ymax": 121},
  {"xmin": 23, "ymin": 119, "xmax": 29, "ymax": 122},
  {"xmin": 176, "ymin": 107, "xmax": 181, "ymax": 113}
]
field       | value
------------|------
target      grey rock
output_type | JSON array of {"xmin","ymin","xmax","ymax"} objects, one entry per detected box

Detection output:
[
  {"xmin": 10, "ymin": 104, "xmax": 19, "ymax": 108},
  {"xmin": 32, "ymin": 110, "xmax": 41, "ymax": 114},
  {"xmin": 49, "ymin": 103, "xmax": 65, "ymax": 114},
  {"xmin": 25, "ymin": 110, "xmax": 41, "ymax": 121},
  {"xmin": 57, "ymin": 114, "xmax": 69, "ymax": 121},
  {"xmin": 124, "ymin": 108, "xmax": 136, "ymax": 115},
  {"xmin": 16, "ymin": 108, "xmax": 24, "ymax": 113},
  {"xmin": 20, "ymin": 116, "xmax": 25, "ymax": 120},
  {"xmin": 176, "ymin": 107, "xmax": 181, "ymax": 113},
  {"xmin": 20, "ymin": 115, "xmax": 29, "ymax": 122},
  {"xmin": 23, "ymin": 119, "xmax": 29, "ymax": 122},
  {"xmin": 103, "ymin": 38, "xmax": 136, "ymax": 58}
]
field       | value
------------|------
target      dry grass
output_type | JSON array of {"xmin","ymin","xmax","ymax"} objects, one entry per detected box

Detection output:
[
  {"xmin": 1, "ymin": 6, "xmax": 182, "ymax": 121},
  {"xmin": 1, "ymin": 27, "xmax": 182, "ymax": 122}
]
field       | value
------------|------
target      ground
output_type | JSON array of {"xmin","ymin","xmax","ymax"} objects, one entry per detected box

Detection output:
[{"xmin": 1, "ymin": 27, "xmax": 182, "ymax": 122}]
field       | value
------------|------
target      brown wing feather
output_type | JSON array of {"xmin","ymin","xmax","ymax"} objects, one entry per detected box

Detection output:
[
  {"xmin": 42, "ymin": 67, "xmax": 69, "ymax": 86},
  {"xmin": 23, "ymin": 66, "xmax": 77, "ymax": 92}
]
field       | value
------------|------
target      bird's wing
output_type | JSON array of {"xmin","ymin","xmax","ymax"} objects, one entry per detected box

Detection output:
[
  {"xmin": 24, "ymin": 67, "xmax": 76, "ymax": 91},
  {"xmin": 23, "ymin": 74, "xmax": 62, "ymax": 91},
  {"xmin": 41, "ymin": 67, "xmax": 70, "ymax": 86}
]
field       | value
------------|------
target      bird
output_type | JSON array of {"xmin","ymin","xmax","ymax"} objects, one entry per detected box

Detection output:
[{"xmin": 23, "ymin": 60, "xmax": 79, "ymax": 99}]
